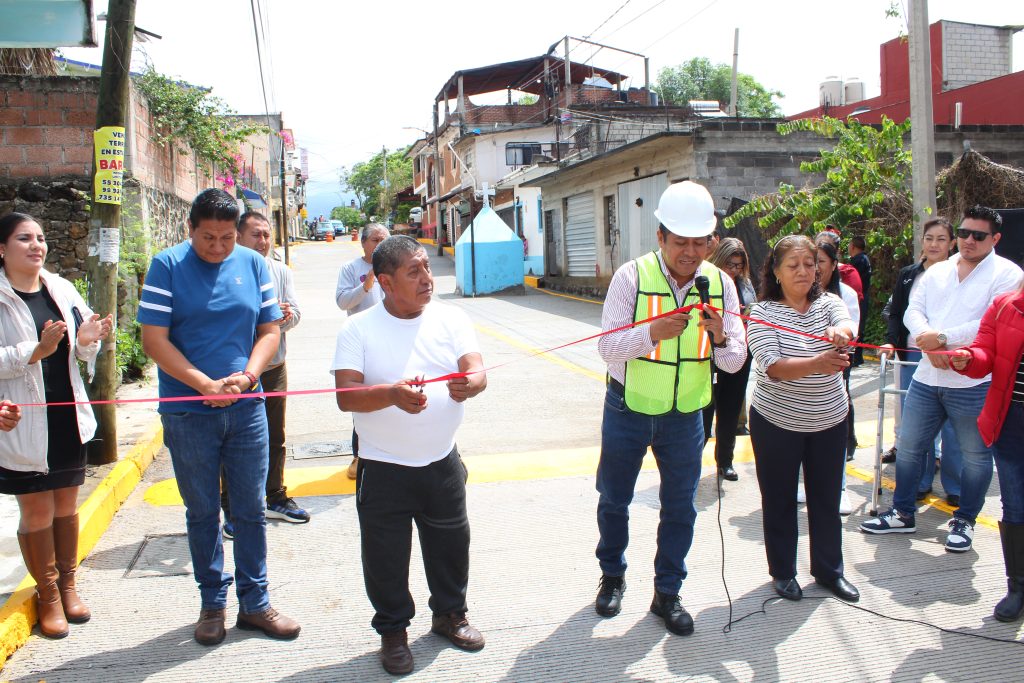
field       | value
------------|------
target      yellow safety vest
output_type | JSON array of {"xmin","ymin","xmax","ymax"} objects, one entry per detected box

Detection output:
[{"xmin": 624, "ymin": 253, "xmax": 724, "ymax": 415}]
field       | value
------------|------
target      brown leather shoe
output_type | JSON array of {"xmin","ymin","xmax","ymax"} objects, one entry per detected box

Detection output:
[
  {"xmin": 431, "ymin": 612, "xmax": 485, "ymax": 651},
  {"xmin": 380, "ymin": 629, "xmax": 414, "ymax": 675},
  {"xmin": 194, "ymin": 608, "xmax": 226, "ymax": 646},
  {"xmin": 236, "ymin": 607, "xmax": 301, "ymax": 640}
]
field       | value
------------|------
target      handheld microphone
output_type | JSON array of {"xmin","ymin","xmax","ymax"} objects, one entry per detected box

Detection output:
[{"xmin": 694, "ymin": 275, "xmax": 716, "ymax": 346}]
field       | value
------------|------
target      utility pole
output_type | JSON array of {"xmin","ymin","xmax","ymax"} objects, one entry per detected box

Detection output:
[
  {"xmin": 381, "ymin": 145, "xmax": 388, "ymax": 225},
  {"xmin": 908, "ymin": 0, "xmax": 937, "ymax": 252},
  {"xmin": 279, "ymin": 148, "xmax": 289, "ymax": 264},
  {"xmin": 86, "ymin": 0, "xmax": 135, "ymax": 465},
  {"xmin": 729, "ymin": 28, "xmax": 739, "ymax": 117}
]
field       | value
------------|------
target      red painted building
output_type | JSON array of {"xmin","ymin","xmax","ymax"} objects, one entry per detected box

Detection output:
[{"xmin": 790, "ymin": 20, "xmax": 1024, "ymax": 125}]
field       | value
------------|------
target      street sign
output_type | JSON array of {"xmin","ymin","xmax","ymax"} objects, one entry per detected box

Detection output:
[{"xmin": 0, "ymin": 0, "xmax": 97, "ymax": 47}]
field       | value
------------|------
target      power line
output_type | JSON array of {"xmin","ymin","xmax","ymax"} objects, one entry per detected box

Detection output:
[
  {"xmin": 248, "ymin": 0, "xmax": 273, "ymax": 136},
  {"xmin": 596, "ymin": 0, "xmax": 670, "ymax": 43},
  {"xmin": 585, "ymin": 0, "xmax": 634, "ymax": 41}
]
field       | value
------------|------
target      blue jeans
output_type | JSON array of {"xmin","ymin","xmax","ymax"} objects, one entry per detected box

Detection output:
[
  {"xmin": 162, "ymin": 399, "xmax": 271, "ymax": 612},
  {"xmin": 897, "ymin": 352, "xmax": 962, "ymax": 495},
  {"xmin": 893, "ymin": 380, "xmax": 993, "ymax": 525},
  {"xmin": 993, "ymin": 402, "xmax": 1024, "ymax": 524},
  {"xmin": 596, "ymin": 385, "xmax": 703, "ymax": 595}
]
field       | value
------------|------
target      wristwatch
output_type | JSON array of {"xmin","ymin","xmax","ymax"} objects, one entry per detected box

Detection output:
[
  {"xmin": 713, "ymin": 335, "xmax": 728, "ymax": 349},
  {"xmin": 937, "ymin": 333, "xmax": 948, "ymax": 346}
]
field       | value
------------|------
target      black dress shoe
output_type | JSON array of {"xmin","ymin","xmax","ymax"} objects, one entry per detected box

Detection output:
[
  {"xmin": 650, "ymin": 592, "xmax": 694, "ymax": 636},
  {"xmin": 595, "ymin": 574, "xmax": 625, "ymax": 617},
  {"xmin": 817, "ymin": 575, "xmax": 860, "ymax": 602},
  {"xmin": 772, "ymin": 578, "xmax": 802, "ymax": 601},
  {"xmin": 916, "ymin": 487, "xmax": 932, "ymax": 501},
  {"xmin": 718, "ymin": 466, "xmax": 739, "ymax": 482},
  {"xmin": 735, "ymin": 426, "xmax": 750, "ymax": 436},
  {"xmin": 881, "ymin": 447, "xmax": 896, "ymax": 464}
]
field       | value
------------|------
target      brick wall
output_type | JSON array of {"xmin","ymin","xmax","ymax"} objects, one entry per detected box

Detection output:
[
  {"xmin": 0, "ymin": 76, "xmax": 99, "ymax": 179},
  {"xmin": 941, "ymin": 21, "xmax": 1013, "ymax": 91}
]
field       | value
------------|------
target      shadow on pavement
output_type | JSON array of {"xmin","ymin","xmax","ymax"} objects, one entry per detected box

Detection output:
[{"xmin": 14, "ymin": 624, "xmax": 202, "ymax": 682}]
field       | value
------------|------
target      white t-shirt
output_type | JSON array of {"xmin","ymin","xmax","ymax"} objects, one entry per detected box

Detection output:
[{"xmin": 331, "ymin": 302, "xmax": 480, "ymax": 466}]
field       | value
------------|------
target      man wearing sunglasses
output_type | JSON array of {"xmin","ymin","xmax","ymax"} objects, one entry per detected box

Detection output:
[{"xmin": 862, "ymin": 206, "xmax": 1022, "ymax": 553}]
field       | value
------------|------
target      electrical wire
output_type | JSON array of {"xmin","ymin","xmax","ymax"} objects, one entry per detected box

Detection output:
[{"xmin": 248, "ymin": 0, "xmax": 273, "ymax": 135}]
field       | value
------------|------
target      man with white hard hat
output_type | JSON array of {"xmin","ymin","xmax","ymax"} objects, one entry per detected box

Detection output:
[{"xmin": 593, "ymin": 180, "xmax": 746, "ymax": 636}]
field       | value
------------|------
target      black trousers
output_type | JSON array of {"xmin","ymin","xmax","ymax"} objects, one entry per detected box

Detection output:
[
  {"xmin": 356, "ymin": 447, "xmax": 470, "ymax": 633},
  {"xmin": 750, "ymin": 407, "xmax": 847, "ymax": 582},
  {"xmin": 843, "ymin": 366, "xmax": 857, "ymax": 452},
  {"xmin": 702, "ymin": 354, "xmax": 752, "ymax": 469}
]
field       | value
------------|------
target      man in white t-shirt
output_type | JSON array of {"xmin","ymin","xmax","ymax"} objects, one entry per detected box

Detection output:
[{"xmin": 331, "ymin": 235, "xmax": 487, "ymax": 676}]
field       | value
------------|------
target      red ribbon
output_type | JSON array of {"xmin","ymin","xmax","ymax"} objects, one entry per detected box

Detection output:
[{"xmin": 14, "ymin": 302, "xmax": 952, "ymax": 409}]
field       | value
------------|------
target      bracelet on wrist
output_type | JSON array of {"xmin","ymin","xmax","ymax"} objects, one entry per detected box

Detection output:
[{"xmin": 243, "ymin": 371, "xmax": 259, "ymax": 391}]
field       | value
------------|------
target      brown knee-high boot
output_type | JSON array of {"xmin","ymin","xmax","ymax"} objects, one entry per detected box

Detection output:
[
  {"xmin": 53, "ymin": 514, "xmax": 91, "ymax": 623},
  {"xmin": 17, "ymin": 528, "xmax": 69, "ymax": 639}
]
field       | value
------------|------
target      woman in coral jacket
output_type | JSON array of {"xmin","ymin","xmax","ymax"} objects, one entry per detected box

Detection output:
[{"xmin": 951, "ymin": 281, "xmax": 1024, "ymax": 622}]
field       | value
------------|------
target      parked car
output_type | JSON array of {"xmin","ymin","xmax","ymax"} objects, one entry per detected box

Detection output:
[
  {"xmin": 314, "ymin": 221, "xmax": 333, "ymax": 240},
  {"xmin": 331, "ymin": 219, "xmax": 345, "ymax": 236},
  {"xmin": 408, "ymin": 207, "xmax": 423, "ymax": 225}
]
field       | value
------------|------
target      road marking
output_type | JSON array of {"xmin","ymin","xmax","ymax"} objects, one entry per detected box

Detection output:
[{"xmin": 530, "ymin": 286, "xmax": 603, "ymax": 305}]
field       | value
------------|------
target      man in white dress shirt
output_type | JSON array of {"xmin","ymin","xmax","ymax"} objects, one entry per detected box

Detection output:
[{"xmin": 861, "ymin": 206, "xmax": 1023, "ymax": 552}]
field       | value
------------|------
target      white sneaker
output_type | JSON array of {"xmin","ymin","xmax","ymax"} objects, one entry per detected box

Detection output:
[
  {"xmin": 945, "ymin": 517, "xmax": 974, "ymax": 553},
  {"xmin": 797, "ymin": 482, "xmax": 806, "ymax": 504},
  {"xmin": 839, "ymin": 489, "xmax": 853, "ymax": 515}
]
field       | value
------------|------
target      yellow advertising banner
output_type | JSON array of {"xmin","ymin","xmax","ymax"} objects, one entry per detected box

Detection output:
[{"xmin": 93, "ymin": 126, "xmax": 126, "ymax": 205}]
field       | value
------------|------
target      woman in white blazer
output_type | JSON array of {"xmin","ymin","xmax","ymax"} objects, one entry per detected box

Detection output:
[{"xmin": 0, "ymin": 212, "xmax": 111, "ymax": 639}]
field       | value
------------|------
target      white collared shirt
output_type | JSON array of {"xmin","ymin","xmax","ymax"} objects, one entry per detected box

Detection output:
[
  {"xmin": 599, "ymin": 253, "xmax": 747, "ymax": 383},
  {"xmin": 904, "ymin": 251, "xmax": 1022, "ymax": 388}
]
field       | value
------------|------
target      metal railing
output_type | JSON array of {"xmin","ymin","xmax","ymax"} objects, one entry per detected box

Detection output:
[{"xmin": 871, "ymin": 353, "xmax": 920, "ymax": 515}]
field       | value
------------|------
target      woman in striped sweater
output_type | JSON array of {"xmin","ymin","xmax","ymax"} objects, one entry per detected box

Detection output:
[{"xmin": 747, "ymin": 235, "xmax": 860, "ymax": 603}]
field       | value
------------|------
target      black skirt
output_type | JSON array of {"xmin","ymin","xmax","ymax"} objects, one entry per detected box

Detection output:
[{"xmin": 0, "ymin": 404, "xmax": 86, "ymax": 495}]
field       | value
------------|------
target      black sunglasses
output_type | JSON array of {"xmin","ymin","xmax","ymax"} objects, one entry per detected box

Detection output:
[{"xmin": 956, "ymin": 228, "xmax": 991, "ymax": 241}]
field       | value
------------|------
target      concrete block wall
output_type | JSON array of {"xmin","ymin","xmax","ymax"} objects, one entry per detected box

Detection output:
[
  {"xmin": 941, "ymin": 21, "xmax": 1013, "ymax": 91},
  {"xmin": 0, "ymin": 77, "xmax": 100, "ymax": 179}
]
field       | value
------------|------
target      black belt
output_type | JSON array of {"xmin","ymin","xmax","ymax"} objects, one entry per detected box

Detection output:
[{"xmin": 608, "ymin": 378, "xmax": 625, "ymax": 395}]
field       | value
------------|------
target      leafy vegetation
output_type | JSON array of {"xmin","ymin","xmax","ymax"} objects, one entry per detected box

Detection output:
[
  {"xmin": 330, "ymin": 206, "xmax": 366, "ymax": 228},
  {"xmin": 654, "ymin": 57, "xmax": 783, "ymax": 118},
  {"xmin": 134, "ymin": 67, "xmax": 269, "ymax": 185},
  {"xmin": 725, "ymin": 116, "xmax": 916, "ymax": 260},
  {"xmin": 339, "ymin": 148, "xmax": 413, "ymax": 220}
]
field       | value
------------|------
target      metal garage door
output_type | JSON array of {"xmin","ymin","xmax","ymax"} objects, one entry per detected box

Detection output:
[
  {"xmin": 565, "ymin": 192, "xmax": 596, "ymax": 277},
  {"xmin": 617, "ymin": 173, "xmax": 668, "ymax": 263}
]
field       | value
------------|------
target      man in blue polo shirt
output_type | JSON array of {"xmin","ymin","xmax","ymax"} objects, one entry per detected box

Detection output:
[{"xmin": 139, "ymin": 189, "xmax": 301, "ymax": 646}]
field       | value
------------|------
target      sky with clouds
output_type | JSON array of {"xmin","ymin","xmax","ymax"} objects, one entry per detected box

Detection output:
[{"xmin": 63, "ymin": 0, "xmax": 1022, "ymax": 217}]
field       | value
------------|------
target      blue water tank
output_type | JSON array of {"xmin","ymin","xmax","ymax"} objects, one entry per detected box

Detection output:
[{"xmin": 454, "ymin": 207, "xmax": 524, "ymax": 296}]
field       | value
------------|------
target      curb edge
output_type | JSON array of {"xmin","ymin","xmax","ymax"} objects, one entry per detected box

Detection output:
[{"xmin": 0, "ymin": 421, "xmax": 163, "ymax": 664}]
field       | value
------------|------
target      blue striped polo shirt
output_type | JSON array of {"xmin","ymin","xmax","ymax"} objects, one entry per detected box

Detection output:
[{"xmin": 137, "ymin": 241, "xmax": 283, "ymax": 413}]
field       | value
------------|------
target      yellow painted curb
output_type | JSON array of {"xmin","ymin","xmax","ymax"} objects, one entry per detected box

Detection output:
[
  {"xmin": 524, "ymin": 275, "xmax": 541, "ymax": 288},
  {"xmin": 532, "ymin": 287, "xmax": 603, "ymax": 305},
  {"xmin": 0, "ymin": 421, "xmax": 164, "ymax": 664},
  {"xmin": 416, "ymin": 238, "xmax": 437, "ymax": 246},
  {"xmin": 443, "ymin": 246, "xmax": 454, "ymax": 257}
]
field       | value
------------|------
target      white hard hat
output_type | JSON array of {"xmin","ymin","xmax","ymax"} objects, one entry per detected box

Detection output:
[{"xmin": 653, "ymin": 181, "xmax": 717, "ymax": 237}]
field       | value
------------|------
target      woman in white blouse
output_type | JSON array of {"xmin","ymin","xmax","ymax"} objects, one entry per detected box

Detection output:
[{"xmin": 747, "ymin": 235, "xmax": 860, "ymax": 603}]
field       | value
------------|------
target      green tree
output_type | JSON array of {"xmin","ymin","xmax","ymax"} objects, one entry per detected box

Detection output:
[
  {"xmin": 330, "ymin": 205, "xmax": 366, "ymax": 228},
  {"xmin": 654, "ymin": 57, "xmax": 783, "ymax": 118},
  {"xmin": 724, "ymin": 115, "xmax": 915, "ymax": 258},
  {"xmin": 339, "ymin": 148, "xmax": 413, "ymax": 219}
]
